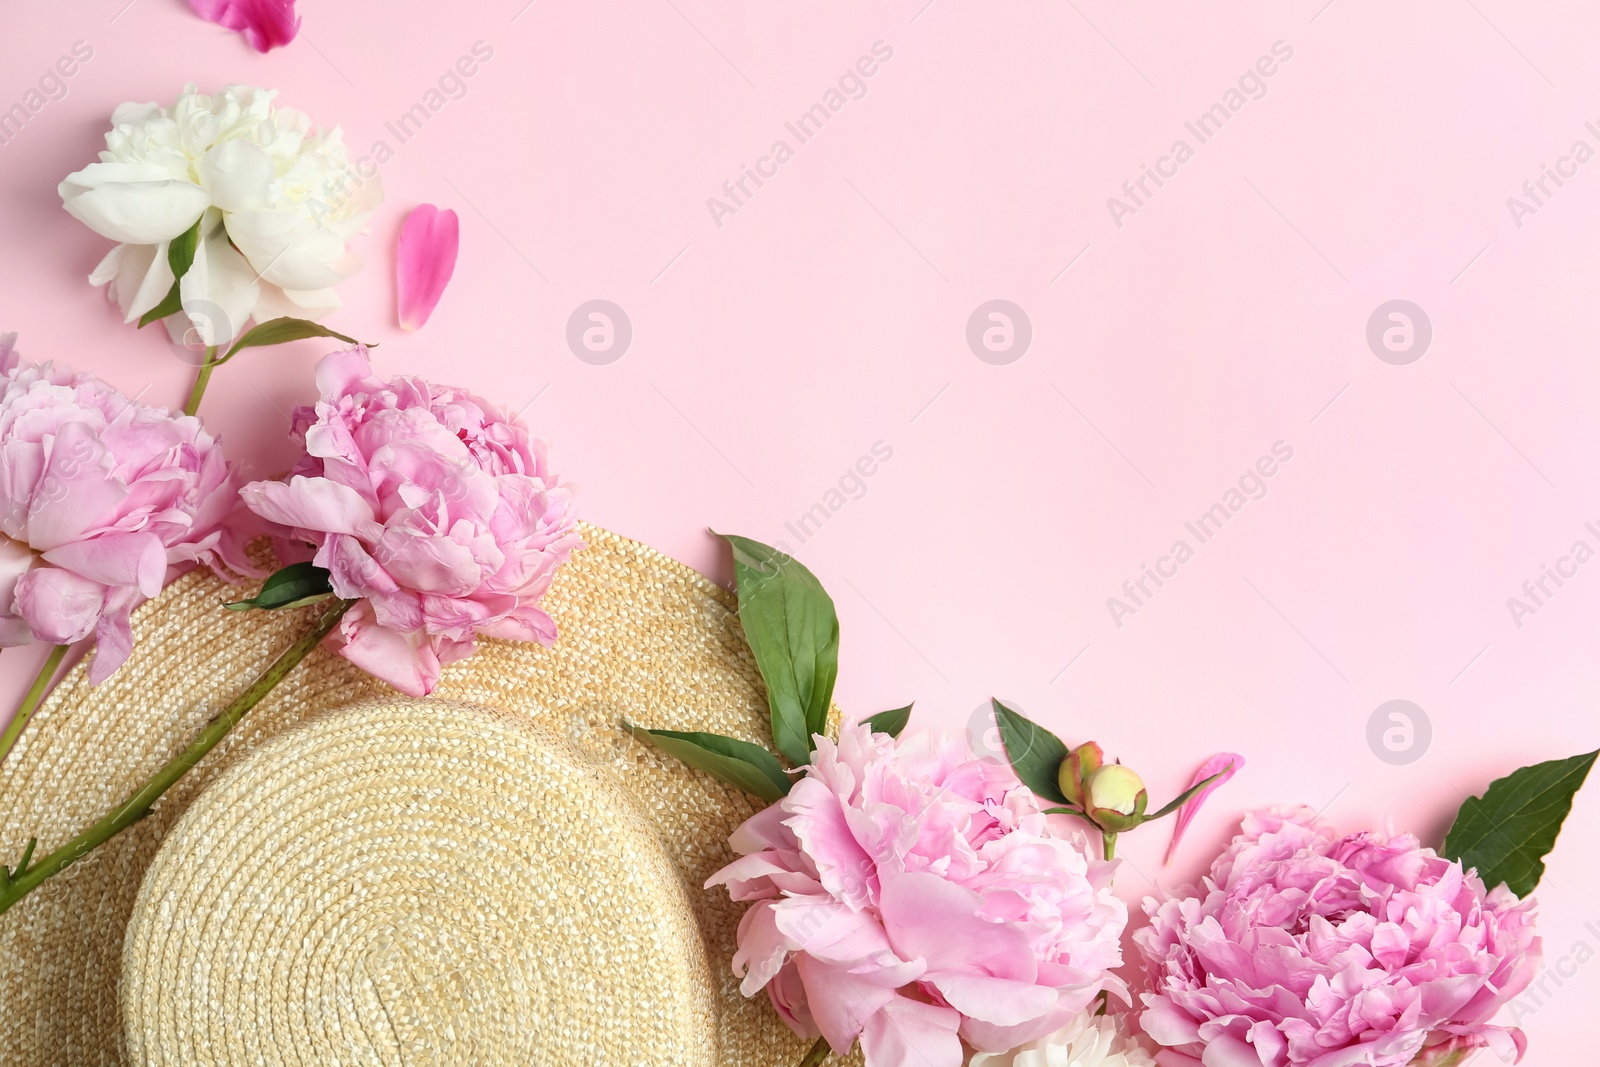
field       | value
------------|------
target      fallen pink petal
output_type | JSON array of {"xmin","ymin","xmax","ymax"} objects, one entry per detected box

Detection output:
[
  {"xmin": 188, "ymin": 0, "xmax": 300, "ymax": 53},
  {"xmin": 1164, "ymin": 752, "xmax": 1243, "ymax": 865},
  {"xmin": 396, "ymin": 204, "xmax": 460, "ymax": 332}
]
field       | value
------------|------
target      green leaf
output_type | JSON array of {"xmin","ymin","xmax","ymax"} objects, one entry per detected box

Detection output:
[
  {"xmin": 992, "ymin": 699, "xmax": 1070, "ymax": 805},
  {"xmin": 1443, "ymin": 750, "xmax": 1597, "ymax": 897},
  {"xmin": 862, "ymin": 704, "xmax": 913, "ymax": 739},
  {"xmin": 718, "ymin": 534, "xmax": 840, "ymax": 767},
  {"xmin": 224, "ymin": 562, "xmax": 335, "ymax": 612},
  {"xmin": 219, "ymin": 318, "xmax": 366, "ymax": 362},
  {"xmin": 628, "ymin": 726, "xmax": 792, "ymax": 803},
  {"xmin": 136, "ymin": 217, "xmax": 204, "ymax": 328}
]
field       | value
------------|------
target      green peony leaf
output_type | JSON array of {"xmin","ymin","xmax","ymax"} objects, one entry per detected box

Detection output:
[
  {"xmin": 224, "ymin": 562, "xmax": 335, "ymax": 612},
  {"xmin": 628, "ymin": 726, "xmax": 792, "ymax": 803},
  {"xmin": 992, "ymin": 699, "xmax": 1070, "ymax": 805},
  {"xmin": 219, "ymin": 318, "xmax": 366, "ymax": 363},
  {"xmin": 136, "ymin": 217, "xmax": 203, "ymax": 329},
  {"xmin": 718, "ymin": 534, "xmax": 840, "ymax": 767},
  {"xmin": 1443, "ymin": 750, "xmax": 1597, "ymax": 897},
  {"xmin": 862, "ymin": 704, "xmax": 913, "ymax": 739}
]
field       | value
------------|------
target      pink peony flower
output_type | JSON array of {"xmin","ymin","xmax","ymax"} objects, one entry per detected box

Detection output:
[
  {"xmin": 0, "ymin": 333, "xmax": 256, "ymax": 681},
  {"xmin": 707, "ymin": 721, "xmax": 1129, "ymax": 1067},
  {"xmin": 1137, "ymin": 806, "xmax": 1540, "ymax": 1067},
  {"xmin": 239, "ymin": 348, "xmax": 581, "ymax": 697}
]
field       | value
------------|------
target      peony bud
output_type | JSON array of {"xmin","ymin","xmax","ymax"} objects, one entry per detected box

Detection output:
[
  {"xmin": 1057, "ymin": 742, "xmax": 1103, "ymax": 806},
  {"xmin": 1086, "ymin": 764, "xmax": 1148, "ymax": 832}
]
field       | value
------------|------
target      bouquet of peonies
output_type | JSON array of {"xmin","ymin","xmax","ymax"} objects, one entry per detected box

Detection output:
[
  {"xmin": 0, "ymin": 342, "xmax": 579, "ymax": 914},
  {"xmin": 639, "ymin": 536, "xmax": 1592, "ymax": 1066}
]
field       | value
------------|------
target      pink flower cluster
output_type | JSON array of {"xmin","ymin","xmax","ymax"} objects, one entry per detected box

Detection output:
[
  {"xmin": 0, "ymin": 334, "xmax": 255, "ymax": 681},
  {"xmin": 709, "ymin": 722, "xmax": 1129, "ymax": 1067},
  {"xmin": 1137, "ymin": 806, "xmax": 1540, "ymax": 1067},
  {"xmin": 241, "ymin": 349, "xmax": 581, "ymax": 697}
]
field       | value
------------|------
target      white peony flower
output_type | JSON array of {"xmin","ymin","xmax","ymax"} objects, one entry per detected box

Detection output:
[
  {"xmin": 969, "ymin": 1011, "xmax": 1157, "ymax": 1067},
  {"xmin": 59, "ymin": 84, "xmax": 382, "ymax": 347}
]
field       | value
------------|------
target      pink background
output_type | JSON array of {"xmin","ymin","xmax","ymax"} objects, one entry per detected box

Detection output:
[{"xmin": 4, "ymin": 0, "xmax": 1599, "ymax": 1058}]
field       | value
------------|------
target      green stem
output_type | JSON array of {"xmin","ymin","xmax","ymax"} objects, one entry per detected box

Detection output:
[
  {"xmin": 1103, "ymin": 832, "xmax": 1117, "ymax": 861},
  {"xmin": 797, "ymin": 1036, "xmax": 832, "ymax": 1067},
  {"xmin": 182, "ymin": 345, "xmax": 220, "ymax": 417},
  {"xmin": 0, "ymin": 644, "xmax": 69, "ymax": 767},
  {"xmin": 0, "ymin": 598, "xmax": 354, "ymax": 916}
]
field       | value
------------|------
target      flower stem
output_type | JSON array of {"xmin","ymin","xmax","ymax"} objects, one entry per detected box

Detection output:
[
  {"xmin": 1103, "ymin": 832, "xmax": 1117, "ymax": 861},
  {"xmin": 0, "ymin": 598, "xmax": 354, "ymax": 916},
  {"xmin": 797, "ymin": 1036, "xmax": 832, "ymax": 1067},
  {"xmin": 182, "ymin": 345, "xmax": 220, "ymax": 417},
  {"xmin": 0, "ymin": 644, "xmax": 69, "ymax": 768}
]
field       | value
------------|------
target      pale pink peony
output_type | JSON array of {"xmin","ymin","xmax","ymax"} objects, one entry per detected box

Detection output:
[
  {"xmin": 707, "ymin": 721, "xmax": 1129, "ymax": 1067},
  {"xmin": 0, "ymin": 333, "xmax": 256, "ymax": 681},
  {"xmin": 1137, "ymin": 806, "xmax": 1540, "ymax": 1067},
  {"xmin": 240, "ymin": 348, "xmax": 581, "ymax": 697}
]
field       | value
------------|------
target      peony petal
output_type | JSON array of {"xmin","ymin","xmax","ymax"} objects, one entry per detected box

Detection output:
[
  {"xmin": 59, "ymin": 163, "xmax": 210, "ymax": 245},
  {"xmin": 879, "ymin": 871, "xmax": 1036, "ymax": 983},
  {"xmin": 188, "ymin": 0, "xmax": 300, "ymax": 52},
  {"xmin": 89, "ymin": 610, "xmax": 136, "ymax": 683},
  {"xmin": 1164, "ymin": 753, "xmax": 1244, "ymax": 865},
  {"xmin": 41, "ymin": 532, "xmax": 168, "ymax": 599},
  {"xmin": 239, "ymin": 475, "xmax": 376, "ymax": 535},
  {"xmin": 0, "ymin": 536, "xmax": 33, "ymax": 615},
  {"xmin": 793, "ymin": 954, "xmax": 900, "ymax": 1056},
  {"xmin": 12, "ymin": 567, "xmax": 106, "ymax": 645},
  {"xmin": 331, "ymin": 601, "xmax": 438, "ymax": 696},
  {"xmin": 225, "ymin": 209, "xmax": 355, "ymax": 291},
  {"xmin": 858, "ymin": 995, "xmax": 965, "ymax": 1067},
  {"xmin": 395, "ymin": 204, "xmax": 459, "ymax": 331},
  {"xmin": 931, "ymin": 974, "xmax": 1057, "ymax": 1028},
  {"xmin": 25, "ymin": 423, "xmax": 120, "ymax": 551},
  {"xmin": 730, "ymin": 900, "xmax": 790, "ymax": 997},
  {"xmin": 178, "ymin": 218, "xmax": 261, "ymax": 346},
  {"xmin": 197, "ymin": 140, "xmax": 275, "ymax": 214}
]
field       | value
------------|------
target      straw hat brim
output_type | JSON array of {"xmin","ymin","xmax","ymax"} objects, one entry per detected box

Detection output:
[
  {"xmin": 123, "ymin": 699, "xmax": 722, "ymax": 1065},
  {"xmin": 0, "ymin": 523, "xmax": 857, "ymax": 1066}
]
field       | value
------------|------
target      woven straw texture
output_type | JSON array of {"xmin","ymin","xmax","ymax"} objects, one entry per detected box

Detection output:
[
  {"xmin": 123, "ymin": 700, "xmax": 718, "ymax": 1066},
  {"xmin": 0, "ymin": 523, "xmax": 858, "ymax": 1066}
]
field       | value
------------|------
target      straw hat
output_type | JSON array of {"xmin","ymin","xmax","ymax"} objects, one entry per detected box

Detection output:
[{"xmin": 0, "ymin": 523, "xmax": 862, "ymax": 1066}]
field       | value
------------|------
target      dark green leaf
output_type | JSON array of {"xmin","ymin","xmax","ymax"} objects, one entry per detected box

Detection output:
[
  {"xmin": 224, "ymin": 562, "xmax": 335, "ymax": 612},
  {"xmin": 1443, "ymin": 750, "xmax": 1597, "ymax": 897},
  {"xmin": 136, "ymin": 217, "xmax": 204, "ymax": 328},
  {"xmin": 863, "ymin": 704, "xmax": 913, "ymax": 739},
  {"xmin": 718, "ymin": 533, "xmax": 840, "ymax": 767},
  {"xmin": 992, "ymin": 699, "xmax": 1069, "ymax": 805},
  {"xmin": 628, "ymin": 726, "xmax": 792, "ymax": 803},
  {"xmin": 1143, "ymin": 766, "xmax": 1233, "ymax": 822},
  {"xmin": 220, "ymin": 318, "xmax": 366, "ymax": 363}
]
